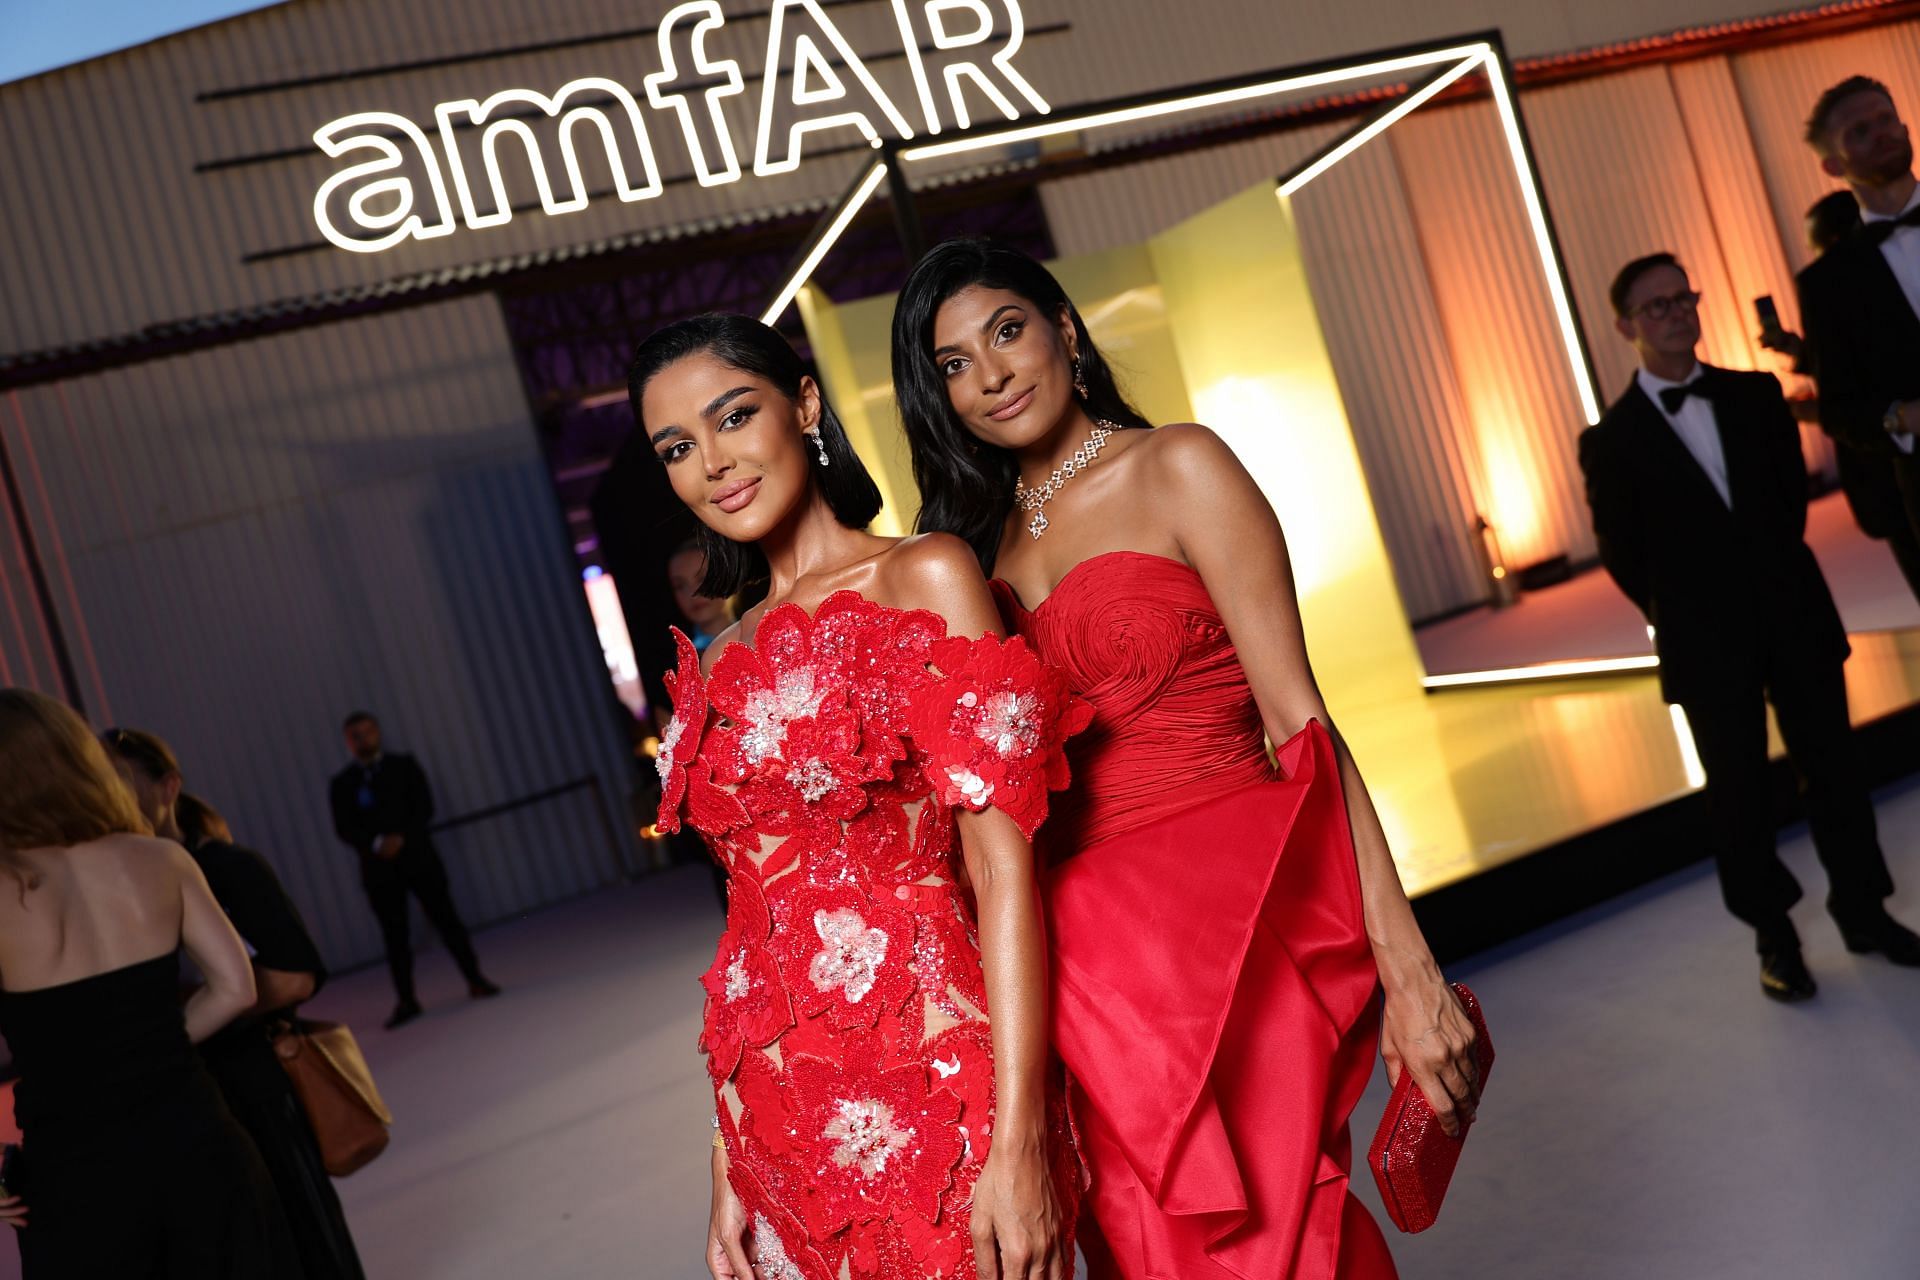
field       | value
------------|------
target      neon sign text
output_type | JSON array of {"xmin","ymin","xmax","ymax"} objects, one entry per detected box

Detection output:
[{"xmin": 311, "ymin": 0, "xmax": 1048, "ymax": 253}]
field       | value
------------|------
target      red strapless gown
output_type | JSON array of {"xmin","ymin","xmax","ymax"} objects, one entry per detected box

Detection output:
[{"xmin": 994, "ymin": 552, "xmax": 1397, "ymax": 1280}]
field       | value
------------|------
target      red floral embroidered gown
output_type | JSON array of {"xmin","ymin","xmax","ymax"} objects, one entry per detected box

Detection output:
[{"xmin": 657, "ymin": 591, "xmax": 1089, "ymax": 1280}]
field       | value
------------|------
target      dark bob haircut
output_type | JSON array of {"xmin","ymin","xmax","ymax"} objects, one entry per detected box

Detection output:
[
  {"xmin": 627, "ymin": 313, "xmax": 882, "ymax": 598},
  {"xmin": 890, "ymin": 239, "xmax": 1151, "ymax": 571}
]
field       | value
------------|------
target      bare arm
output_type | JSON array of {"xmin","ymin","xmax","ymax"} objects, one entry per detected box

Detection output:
[
  {"xmin": 887, "ymin": 534, "xmax": 1063, "ymax": 1280},
  {"xmin": 1155, "ymin": 426, "xmax": 1479, "ymax": 1132},
  {"xmin": 175, "ymin": 847, "xmax": 258, "ymax": 1044}
]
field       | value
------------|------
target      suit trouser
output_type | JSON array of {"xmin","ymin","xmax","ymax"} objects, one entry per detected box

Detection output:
[
  {"xmin": 1883, "ymin": 520, "xmax": 1920, "ymax": 602},
  {"xmin": 362, "ymin": 846, "xmax": 484, "ymax": 1002},
  {"xmin": 1679, "ymin": 655, "xmax": 1894, "ymax": 947},
  {"xmin": 1844, "ymin": 445, "xmax": 1920, "ymax": 600}
]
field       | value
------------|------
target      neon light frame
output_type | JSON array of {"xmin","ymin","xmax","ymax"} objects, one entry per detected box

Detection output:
[{"xmin": 759, "ymin": 28, "xmax": 1601, "ymax": 426}]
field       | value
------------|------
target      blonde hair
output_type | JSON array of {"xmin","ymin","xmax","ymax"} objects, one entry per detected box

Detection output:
[{"xmin": 0, "ymin": 689, "xmax": 149, "ymax": 861}]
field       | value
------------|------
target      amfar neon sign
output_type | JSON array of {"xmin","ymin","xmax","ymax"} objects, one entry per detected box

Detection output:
[{"xmin": 311, "ymin": 0, "xmax": 1049, "ymax": 253}]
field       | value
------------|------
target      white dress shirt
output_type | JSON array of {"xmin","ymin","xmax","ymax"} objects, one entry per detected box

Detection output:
[
  {"xmin": 1638, "ymin": 364, "xmax": 1732, "ymax": 508},
  {"xmin": 1858, "ymin": 184, "xmax": 1920, "ymax": 453},
  {"xmin": 1860, "ymin": 183, "xmax": 1920, "ymax": 325}
]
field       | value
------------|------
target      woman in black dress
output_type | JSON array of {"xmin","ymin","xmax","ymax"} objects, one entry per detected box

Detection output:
[
  {"xmin": 107, "ymin": 729, "xmax": 367, "ymax": 1280},
  {"xmin": 0, "ymin": 688, "xmax": 296, "ymax": 1277}
]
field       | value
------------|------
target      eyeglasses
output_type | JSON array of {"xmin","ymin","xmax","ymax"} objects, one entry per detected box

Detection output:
[{"xmin": 1634, "ymin": 290, "xmax": 1702, "ymax": 321}]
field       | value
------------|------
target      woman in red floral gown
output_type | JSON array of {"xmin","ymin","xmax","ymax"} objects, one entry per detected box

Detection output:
[
  {"xmin": 892, "ymin": 241, "xmax": 1487, "ymax": 1279},
  {"xmin": 631, "ymin": 314, "xmax": 1087, "ymax": 1280}
]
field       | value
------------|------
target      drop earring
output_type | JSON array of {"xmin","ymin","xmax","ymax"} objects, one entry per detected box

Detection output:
[
  {"xmin": 809, "ymin": 431, "xmax": 830, "ymax": 467},
  {"xmin": 1072, "ymin": 355, "xmax": 1089, "ymax": 400}
]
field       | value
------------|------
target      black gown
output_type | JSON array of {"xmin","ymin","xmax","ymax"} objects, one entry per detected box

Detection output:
[
  {"xmin": 0, "ymin": 953, "xmax": 297, "ymax": 1277},
  {"xmin": 193, "ymin": 839, "xmax": 367, "ymax": 1280}
]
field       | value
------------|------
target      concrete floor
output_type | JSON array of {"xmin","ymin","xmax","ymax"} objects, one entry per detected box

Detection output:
[{"xmin": 8, "ymin": 784, "xmax": 1920, "ymax": 1279}]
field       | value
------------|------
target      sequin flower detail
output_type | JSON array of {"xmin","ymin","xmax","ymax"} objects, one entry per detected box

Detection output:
[
  {"xmin": 774, "ymin": 883, "xmax": 914, "ymax": 1030},
  {"xmin": 707, "ymin": 603, "xmax": 851, "ymax": 784},
  {"xmin": 908, "ymin": 634, "xmax": 1092, "ymax": 837},
  {"xmin": 785, "ymin": 1040, "xmax": 966, "ymax": 1235},
  {"xmin": 699, "ymin": 876, "xmax": 793, "ymax": 1083},
  {"xmin": 739, "ymin": 703, "xmax": 878, "ymax": 833}
]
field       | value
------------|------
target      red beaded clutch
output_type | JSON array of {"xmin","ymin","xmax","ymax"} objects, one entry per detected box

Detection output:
[{"xmin": 1367, "ymin": 982, "xmax": 1493, "ymax": 1234}]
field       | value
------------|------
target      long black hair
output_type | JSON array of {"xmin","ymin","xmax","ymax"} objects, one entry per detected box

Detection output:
[
  {"xmin": 891, "ymin": 238, "xmax": 1151, "ymax": 570},
  {"xmin": 627, "ymin": 313, "xmax": 882, "ymax": 598}
]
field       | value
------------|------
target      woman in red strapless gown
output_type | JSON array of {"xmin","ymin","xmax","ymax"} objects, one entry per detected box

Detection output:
[
  {"xmin": 630, "ymin": 314, "xmax": 1085, "ymax": 1280},
  {"xmin": 892, "ymin": 241, "xmax": 1484, "ymax": 1279}
]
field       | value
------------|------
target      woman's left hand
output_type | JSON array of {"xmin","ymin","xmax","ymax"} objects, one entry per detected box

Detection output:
[
  {"xmin": 1379, "ymin": 971, "xmax": 1479, "ymax": 1138},
  {"xmin": 0, "ymin": 1193, "xmax": 26, "ymax": 1230},
  {"xmin": 969, "ymin": 1139, "xmax": 1065, "ymax": 1280}
]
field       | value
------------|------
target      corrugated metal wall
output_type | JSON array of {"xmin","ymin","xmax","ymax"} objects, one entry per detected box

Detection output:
[
  {"xmin": 0, "ymin": 0, "xmax": 1860, "ymax": 357},
  {"xmin": 2, "ymin": 295, "xmax": 639, "ymax": 968}
]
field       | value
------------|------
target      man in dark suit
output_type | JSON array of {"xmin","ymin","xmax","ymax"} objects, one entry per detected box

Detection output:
[
  {"xmin": 1795, "ymin": 77, "xmax": 1920, "ymax": 552},
  {"xmin": 329, "ymin": 711, "xmax": 499, "ymax": 1028},
  {"xmin": 1580, "ymin": 252, "xmax": 1919, "ymax": 1001}
]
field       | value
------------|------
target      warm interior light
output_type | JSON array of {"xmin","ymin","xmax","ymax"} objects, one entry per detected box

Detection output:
[
  {"xmin": 1277, "ymin": 50, "xmax": 1486, "ymax": 197},
  {"xmin": 760, "ymin": 158, "xmax": 890, "ymax": 323},
  {"xmin": 1421, "ymin": 654, "xmax": 1661, "ymax": 690},
  {"xmin": 902, "ymin": 45, "xmax": 1490, "ymax": 162},
  {"xmin": 1668, "ymin": 703, "xmax": 1706, "ymax": 789},
  {"xmin": 762, "ymin": 40, "xmax": 1598, "ymax": 445},
  {"xmin": 640, "ymin": 736, "xmax": 662, "ymax": 758},
  {"xmin": 1491, "ymin": 565, "xmax": 1507, "ymax": 579},
  {"xmin": 1481, "ymin": 49, "xmax": 1601, "ymax": 426}
]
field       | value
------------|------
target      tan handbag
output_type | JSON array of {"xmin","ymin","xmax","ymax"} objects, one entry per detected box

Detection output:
[{"xmin": 272, "ymin": 1019, "xmax": 393, "ymax": 1176}]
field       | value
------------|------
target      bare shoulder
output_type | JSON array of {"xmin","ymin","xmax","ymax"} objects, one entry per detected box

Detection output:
[
  {"xmin": 879, "ymin": 533, "xmax": 989, "ymax": 601},
  {"xmin": 876, "ymin": 532, "xmax": 1000, "ymax": 632},
  {"xmin": 107, "ymin": 831, "xmax": 193, "ymax": 871},
  {"xmin": 1137, "ymin": 422, "xmax": 1239, "ymax": 479},
  {"xmin": 71, "ymin": 832, "xmax": 194, "ymax": 896}
]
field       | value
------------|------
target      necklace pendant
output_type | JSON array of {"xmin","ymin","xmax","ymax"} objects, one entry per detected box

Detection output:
[{"xmin": 1028, "ymin": 509, "xmax": 1049, "ymax": 539}]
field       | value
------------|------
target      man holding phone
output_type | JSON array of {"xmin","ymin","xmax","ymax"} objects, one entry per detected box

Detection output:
[
  {"xmin": 1762, "ymin": 191, "xmax": 1920, "ymax": 594},
  {"xmin": 1582, "ymin": 252, "xmax": 1919, "ymax": 1002},
  {"xmin": 1796, "ymin": 77, "xmax": 1920, "ymax": 570}
]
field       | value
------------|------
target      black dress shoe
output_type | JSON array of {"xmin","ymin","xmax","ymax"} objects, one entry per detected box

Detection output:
[
  {"xmin": 1759, "ymin": 947, "xmax": 1817, "ymax": 1002},
  {"xmin": 384, "ymin": 999, "xmax": 424, "ymax": 1029},
  {"xmin": 1838, "ymin": 914, "xmax": 1920, "ymax": 967},
  {"xmin": 468, "ymin": 977, "xmax": 502, "ymax": 999}
]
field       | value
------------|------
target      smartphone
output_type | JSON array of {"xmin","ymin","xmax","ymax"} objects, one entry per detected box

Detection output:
[
  {"xmin": 0, "ymin": 1142, "xmax": 19, "ymax": 1199},
  {"xmin": 1754, "ymin": 294, "xmax": 1783, "ymax": 334}
]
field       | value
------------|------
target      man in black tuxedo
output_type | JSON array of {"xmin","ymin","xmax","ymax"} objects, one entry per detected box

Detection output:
[
  {"xmin": 329, "ymin": 711, "xmax": 500, "ymax": 1028},
  {"xmin": 1580, "ymin": 253, "xmax": 1919, "ymax": 1001},
  {"xmin": 1795, "ymin": 77, "xmax": 1920, "ymax": 555}
]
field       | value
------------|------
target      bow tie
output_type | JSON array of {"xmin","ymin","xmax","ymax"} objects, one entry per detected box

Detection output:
[
  {"xmin": 1863, "ymin": 203, "xmax": 1920, "ymax": 246},
  {"xmin": 1658, "ymin": 378, "xmax": 1715, "ymax": 414}
]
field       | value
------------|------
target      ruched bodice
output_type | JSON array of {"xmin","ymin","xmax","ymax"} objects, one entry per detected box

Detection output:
[
  {"xmin": 992, "ymin": 551, "xmax": 1273, "ymax": 855},
  {"xmin": 0, "ymin": 952, "xmax": 209, "ymax": 1144}
]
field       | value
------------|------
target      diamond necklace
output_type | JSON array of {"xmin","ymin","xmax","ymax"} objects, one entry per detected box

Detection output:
[{"xmin": 1013, "ymin": 420, "xmax": 1115, "ymax": 539}]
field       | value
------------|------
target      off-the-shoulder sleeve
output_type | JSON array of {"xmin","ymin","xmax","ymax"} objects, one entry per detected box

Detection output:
[
  {"xmin": 906, "ymin": 632, "xmax": 1092, "ymax": 838},
  {"xmin": 654, "ymin": 629, "xmax": 701, "ymax": 834}
]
